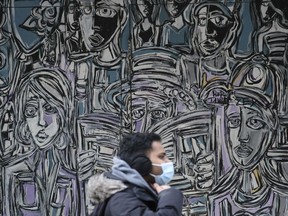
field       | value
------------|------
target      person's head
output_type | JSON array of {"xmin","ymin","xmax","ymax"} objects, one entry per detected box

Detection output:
[
  {"xmin": 254, "ymin": 0, "xmax": 288, "ymax": 27},
  {"xmin": 131, "ymin": 0, "xmax": 159, "ymax": 25},
  {"xmin": 137, "ymin": 0, "xmax": 153, "ymax": 18},
  {"xmin": 15, "ymin": 68, "xmax": 72, "ymax": 150},
  {"xmin": 225, "ymin": 89, "xmax": 278, "ymax": 170},
  {"xmin": 128, "ymin": 92, "xmax": 176, "ymax": 132},
  {"xmin": 193, "ymin": 2, "xmax": 238, "ymax": 57},
  {"xmin": 118, "ymin": 133, "xmax": 172, "ymax": 182},
  {"xmin": 165, "ymin": 0, "xmax": 190, "ymax": 18},
  {"xmin": 67, "ymin": 0, "xmax": 81, "ymax": 32},
  {"xmin": 229, "ymin": 54, "xmax": 278, "ymax": 108},
  {"xmin": 77, "ymin": 0, "xmax": 127, "ymax": 52}
]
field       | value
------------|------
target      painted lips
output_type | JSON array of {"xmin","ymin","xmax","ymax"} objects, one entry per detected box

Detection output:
[
  {"xmin": 234, "ymin": 144, "xmax": 253, "ymax": 158},
  {"xmin": 200, "ymin": 39, "xmax": 219, "ymax": 51},
  {"xmin": 36, "ymin": 130, "xmax": 49, "ymax": 143},
  {"xmin": 89, "ymin": 34, "xmax": 104, "ymax": 47}
]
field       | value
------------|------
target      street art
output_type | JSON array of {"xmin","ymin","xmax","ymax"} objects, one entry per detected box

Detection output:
[{"xmin": 0, "ymin": 0, "xmax": 287, "ymax": 215}]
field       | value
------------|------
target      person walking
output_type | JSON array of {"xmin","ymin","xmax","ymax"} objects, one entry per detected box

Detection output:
[{"xmin": 88, "ymin": 132, "xmax": 183, "ymax": 215}]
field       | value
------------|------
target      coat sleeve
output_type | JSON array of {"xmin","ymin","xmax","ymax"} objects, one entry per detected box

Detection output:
[{"xmin": 108, "ymin": 188, "xmax": 183, "ymax": 216}]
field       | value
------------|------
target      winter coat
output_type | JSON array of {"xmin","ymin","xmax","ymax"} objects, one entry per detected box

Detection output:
[{"xmin": 88, "ymin": 157, "xmax": 183, "ymax": 216}]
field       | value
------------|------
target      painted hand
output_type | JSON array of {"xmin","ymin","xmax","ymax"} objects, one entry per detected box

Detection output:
[{"xmin": 194, "ymin": 152, "xmax": 215, "ymax": 189}]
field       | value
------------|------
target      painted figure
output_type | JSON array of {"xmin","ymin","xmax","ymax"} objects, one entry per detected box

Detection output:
[
  {"xmin": 131, "ymin": 0, "xmax": 160, "ymax": 49},
  {"xmin": 209, "ymin": 88, "xmax": 284, "ymax": 215},
  {"xmin": 3, "ymin": 69, "xmax": 78, "ymax": 216},
  {"xmin": 161, "ymin": 0, "xmax": 191, "ymax": 53}
]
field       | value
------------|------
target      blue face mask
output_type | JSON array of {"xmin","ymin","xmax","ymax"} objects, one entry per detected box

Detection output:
[{"xmin": 150, "ymin": 162, "xmax": 174, "ymax": 185}]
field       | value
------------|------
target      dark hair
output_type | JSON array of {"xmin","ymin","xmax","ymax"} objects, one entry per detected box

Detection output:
[{"xmin": 118, "ymin": 133, "xmax": 161, "ymax": 164}]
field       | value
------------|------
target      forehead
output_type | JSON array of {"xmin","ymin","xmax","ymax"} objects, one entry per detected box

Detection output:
[
  {"xmin": 95, "ymin": 0, "xmax": 123, "ymax": 6},
  {"xmin": 149, "ymin": 141, "xmax": 164, "ymax": 154},
  {"xmin": 79, "ymin": 0, "xmax": 123, "ymax": 7},
  {"xmin": 27, "ymin": 91, "xmax": 47, "ymax": 103},
  {"xmin": 198, "ymin": 5, "xmax": 224, "ymax": 14},
  {"xmin": 226, "ymin": 103, "xmax": 261, "ymax": 117}
]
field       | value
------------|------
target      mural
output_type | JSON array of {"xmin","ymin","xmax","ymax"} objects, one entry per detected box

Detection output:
[{"xmin": 0, "ymin": 0, "xmax": 287, "ymax": 215}]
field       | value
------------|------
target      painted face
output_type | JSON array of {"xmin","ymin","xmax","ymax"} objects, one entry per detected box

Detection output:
[
  {"xmin": 78, "ymin": 0, "xmax": 121, "ymax": 51},
  {"xmin": 165, "ymin": 0, "xmax": 189, "ymax": 18},
  {"xmin": 227, "ymin": 104, "xmax": 271, "ymax": 169},
  {"xmin": 130, "ymin": 97, "xmax": 173, "ymax": 132},
  {"xmin": 24, "ymin": 91, "xmax": 60, "ymax": 149},
  {"xmin": 67, "ymin": 2, "xmax": 80, "ymax": 31},
  {"xmin": 195, "ymin": 5, "xmax": 234, "ymax": 56},
  {"xmin": 137, "ymin": 0, "xmax": 153, "ymax": 18},
  {"xmin": 260, "ymin": 0, "xmax": 274, "ymax": 23}
]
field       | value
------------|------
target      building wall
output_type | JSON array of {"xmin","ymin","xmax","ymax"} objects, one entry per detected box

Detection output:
[{"xmin": 0, "ymin": 0, "xmax": 288, "ymax": 215}]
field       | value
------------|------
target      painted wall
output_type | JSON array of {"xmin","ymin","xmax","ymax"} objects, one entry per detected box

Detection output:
[{"xmin": 0, "ymin": 0, "xmax": 288, "ymax": 215}]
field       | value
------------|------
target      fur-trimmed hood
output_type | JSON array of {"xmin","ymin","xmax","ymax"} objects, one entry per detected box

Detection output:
[
  {"xmin": 87, "ymin": 158, "xmax": 183, "ymax": 216},
  {"xmin": 87, "ymin": 173, "xmax": 127, "ymax": 203},
  {"xmin": 87, "ymin": 157, "xmax": 156, "ymax": 205}
]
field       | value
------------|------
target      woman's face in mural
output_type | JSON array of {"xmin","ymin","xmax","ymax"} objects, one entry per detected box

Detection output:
[
  {"xmin": 130, "ymin": 97, "xmax": 173, "ymax": 132},
  {"xmin": 24, "ymin": 91, "xmax": 60, "ymax": 149},
  {"xmin": 165, "ymin": 0, "xmax": 189, "ymax": 18},
  {"xmin": 78, "ymin": 0, "xmax": 121, "ymax": 52},
  {"xmin": 195, "ymin": 5, "xmax": 233, "ymax": 56},
  {"xmin": 137, "ymin": 0, "xmax": 153, "ymax": 18},
  {"xmin": 227, "ymin": 104, "xmax": 271, "ymax": 169}
]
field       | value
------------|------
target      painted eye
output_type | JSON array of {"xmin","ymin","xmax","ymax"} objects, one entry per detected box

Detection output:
[
  {"xmin": 228, "ymin": 117, "xmax": 241, "ymax": 128},
  {"xmin": 24, "ymin": 105, "xmax": 38, "ymax": 118},
  {"xmin": 247, "ymin": 118, "xmax": 266, "ymax": 130},
  {"xmin": 68, "ymin": 4, "xmax": 76, "ymax": 13},
  {"xmin": 95, "ymin": 8, "xmax": 117, "ymax": 18},
  {"xmin": 83, "ymin": 6, "xmax": 92, "ymax": 15},
  {"xmin": 198, "ymin": 15, "xmax": 207, "ymax": 26},
  {"xmin": 132, "ymin": 108, "xmax": 145, "ymax": 120},
  {"xmin": 210, "ymin": 16, "xmax": 229, "ymax": 27},
  {"xmin": 43, "ymin": 103, "xmax": 58, "ymax": 114},
  {"xmin": 150, "ymin": 110, "xmax": 166, "ymax": 120},
  {"xmin": 246, "ymin": 67, "xmax": 264, "ymax": 84}
]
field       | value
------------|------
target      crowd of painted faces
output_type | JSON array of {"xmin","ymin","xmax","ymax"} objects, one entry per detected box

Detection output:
[{"xmin": 1, "ymin": 0, "xmax": 288, "ymax": 215}]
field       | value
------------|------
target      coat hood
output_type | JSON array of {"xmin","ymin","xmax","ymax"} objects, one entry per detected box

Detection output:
[
  {"xmin": 87, "ymin": 172, "xmax": 127, "ymax": 203},
  {"xmin": 87, "ymin": 157, "xmax": 156, "ymax": 204}
]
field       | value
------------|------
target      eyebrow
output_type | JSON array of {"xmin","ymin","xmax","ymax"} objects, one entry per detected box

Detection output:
[
  {"xmin": 26, "ymin": 96, "xmax": 38, "ymax": 102},
  {"xmin": 247, "ymin": 111, "xmax": 262, "ymax": 118},
  {"xmin": 227, "ymin": 113, "xmax": 240, "ymax": 118},
  {"xmin": 209, "ymin": 11, "xmax": 224, "ymax": 16}
]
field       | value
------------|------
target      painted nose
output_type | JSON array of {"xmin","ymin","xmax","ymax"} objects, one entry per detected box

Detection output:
[
  {"xmin": 38, "ymin": 105, "xmax": 46, "ymax": 127},
  {"xmin": 140, "ymin": 113, "xmax": 151, "ymax": 132},
  {"xmin": 206, "ymin": 20, "xmax": 217, "ymax": 37},
  {"xmin": 239, "ymin": 123, "xmax": 250, "ymax": 143}
]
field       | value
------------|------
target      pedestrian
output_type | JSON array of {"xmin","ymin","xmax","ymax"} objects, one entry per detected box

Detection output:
[{"xmin": 88, "ymin": 132, "xmax": 183, "ymax": 215}]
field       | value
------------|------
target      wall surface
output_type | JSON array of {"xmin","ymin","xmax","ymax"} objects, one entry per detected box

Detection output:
[{"xmin": 0, "ymin": 0, "xmax": 288, "ymax": 215}]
